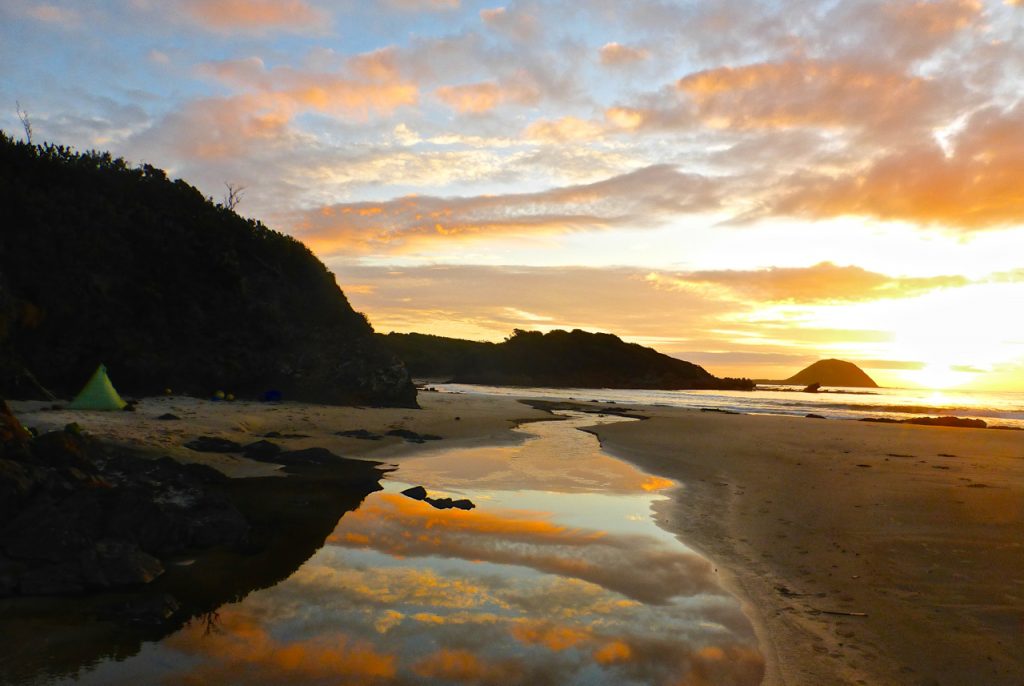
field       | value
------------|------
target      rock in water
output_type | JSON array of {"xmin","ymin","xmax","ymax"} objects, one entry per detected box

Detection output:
[{"xmin": 401, "ymin": 486, "xmax": 427, "ymax": 500}]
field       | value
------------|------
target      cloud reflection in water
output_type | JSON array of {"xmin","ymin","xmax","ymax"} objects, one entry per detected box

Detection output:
[{"xmin": 69, "ymin": 414, "xmax": 762, "ymax": 685}]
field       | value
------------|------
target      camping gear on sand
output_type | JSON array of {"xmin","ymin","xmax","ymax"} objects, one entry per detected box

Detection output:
[{"xmin": 69, "ymin": 364, "xmax": 127, "ymax": 410}]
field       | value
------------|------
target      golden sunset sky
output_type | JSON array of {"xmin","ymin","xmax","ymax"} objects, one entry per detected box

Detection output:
[{"xmin": 3, "ymin": 0, "xmax": 1023, "ymax": 389}]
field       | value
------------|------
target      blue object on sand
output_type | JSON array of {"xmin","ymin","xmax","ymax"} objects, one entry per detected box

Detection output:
[{"xmin": 261, "ymin": 389, "xmax": 283, "ymax": 402}]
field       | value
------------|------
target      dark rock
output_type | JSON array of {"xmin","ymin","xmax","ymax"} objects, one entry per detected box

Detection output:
[
  {"xmin": 183, "ymin": 436, "xmax": 243, "ymax": 453},
  {"xmin": 701, "ymin": 408, "xmax": 739, "ymax": 415},
  {"xmin": 401, "ymin": 485, "xmax": 427, "ymax": 500},
  {"xmin": 904, "ymin": 416, "xmax": 986, "ymax": 429},
  {"xmin": 263, "ymin": 431, "xmax": 282, "ymax": 438},
  {"xmin": 802, "ymin": 382, "xmax": 821, "ymax": 393},
  {"xmin": 242, "ymin": 440, "xmax": 282, "ymax": 460},
  {"xmin": 386, "ymin": 429, "xmax": 442, "ymax": 443},
  {"xmin": 335, "ymin": 429, "xmax": 383, "ymax": 440},
  {"xmin": 156, "ymin": 413, "xmax": 181, "ymax": 421},
  {"xmin": 861, "ymin": 416, "xmax": 986, "ymax": 429},
  {"xmin": 805, "ymin": 414, "xmax": 826, "ymax": 419},
  {"xmin": 423, "ymin": 497, "xmax": 477, "ymax": 511}
]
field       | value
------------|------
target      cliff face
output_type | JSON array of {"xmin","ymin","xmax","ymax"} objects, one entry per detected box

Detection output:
[
  {"xmin": 0, "ymin": 134, "xmax": 416, "ymax": 406},
  {"xmin": 783, "ymin": 359, "xmax": 878, "ymax": 388},
  {"xmin": 382, "ymin": 329, "xmax": 755, "ymax": 390}
]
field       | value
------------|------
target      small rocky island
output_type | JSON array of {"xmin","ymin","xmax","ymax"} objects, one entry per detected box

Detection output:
[{"xmin": 775, "ymin": 359, "xmax": 879, "ymax": 388}]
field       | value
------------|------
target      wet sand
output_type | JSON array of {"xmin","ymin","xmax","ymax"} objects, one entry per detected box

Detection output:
[{"xmin": 588, "ymin": 406, "xmax": 1024, "ymax": 686}]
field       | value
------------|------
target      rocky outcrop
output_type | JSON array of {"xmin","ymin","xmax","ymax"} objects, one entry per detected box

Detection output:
[
  {"xmin": 782, "ymin": 359, "xmax": 878, "ymax": 388},
  {"xmin": 0, "ymin": 399, "xmax": 386, "ymax": 682},
  {"xmin": 0, "ymin": 403, "xmax": 251, "ymax": 596},
  {"xmin": 0, "ymin": 134, "xmax": 416, "ymax": 407}
]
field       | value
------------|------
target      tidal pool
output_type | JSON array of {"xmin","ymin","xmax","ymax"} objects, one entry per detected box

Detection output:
[{"xmin": 43, "ymin": 412, "xmax": 763, "ymax": 685}]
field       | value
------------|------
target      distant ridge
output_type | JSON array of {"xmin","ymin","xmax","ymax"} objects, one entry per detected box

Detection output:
[
  {"xmin": 781, "ymin": 359, "xmax": 878, "ymax": 388},
  {"xmin": 381, "ymin": 329, "xmax": 755, "ymax": 390}
]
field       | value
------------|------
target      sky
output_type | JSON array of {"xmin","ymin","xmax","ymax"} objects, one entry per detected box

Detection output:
[{"xmin": 2, "ymin": 0, "xmax": 1023, "ymax": 390}]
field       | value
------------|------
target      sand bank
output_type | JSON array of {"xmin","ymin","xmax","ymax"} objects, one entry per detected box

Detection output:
[
  {"xmin": 587, "ymin": 406, "xmax": 1024, "ymax": 686},
  {"xmin": 9, "ymin": 392, "xmax": 550, "ymax": 478}
]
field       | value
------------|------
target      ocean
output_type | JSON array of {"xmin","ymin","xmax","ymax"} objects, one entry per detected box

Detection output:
[{"xmin": 430, "ymin": 383, "xmax": 1024, "ymax": 430}]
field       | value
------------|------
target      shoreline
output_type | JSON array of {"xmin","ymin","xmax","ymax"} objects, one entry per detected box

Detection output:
[{"xmin": 584, "ymin": 404, "xmax": 1024, "ymax": 685}]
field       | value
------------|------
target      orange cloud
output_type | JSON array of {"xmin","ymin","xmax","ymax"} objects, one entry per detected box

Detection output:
[
  {"xmin": 201, "ymin": 50, "xmax": 418, "ymax": 120},
  {"xmin": 166, "ymin": 609, "xmax": 396, "ymax": 684},
  {"xmin": 647, "ymin": 262, "xmax": 969, "ymax": 303},
  {"xmin": 413, "ymin": 649, "xmax": 517, "ymax": 683},
  {"xmin": 678, "ymin": 59, "xmax": 939, "ymax": 131},
  {"xmin": 767, "ymin": 104, "xmax": 1024, "ymax": 229},
  {"xmin": 511, "ymin": 620, "xmax": 591, "ymax": 651},
  {"xmin": 326, "ymin": 493, "xmax": 719, "ymax": 604},
  {"xmin": 287, "ymin": 165, "xmax": 718, "ymax": 255},
  {"xmin": 593, "ymin": 640, "xmax": 632, "ymax": 664},
  {"xmin": 523, "ymin": 116, "xmax": 605, "ymax": 142},
  {"xmin": 436, "ymin": 77, "xmax": 540, "ymax": 114},
  {"xmin": 436, "ymin": 82, "xmax": 502, "ymax": 113},
  {"xmin": 599, "ymin": 42, "xmax": 650, "ymax": 66},
  {"xmin": 181, "ymin": 0, "xmax": 326, "ymax": 32}
]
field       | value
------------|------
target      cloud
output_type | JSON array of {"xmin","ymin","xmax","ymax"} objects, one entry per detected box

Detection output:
[
  {"xmin": 384, "ymin": 0, "xmax": 460, "ymax": 10},
  {"xmin": 766, "ymin": 104, "xmax": 1024, "ymax": 229},
  {"xmin": 288, "ymin": 165, "xmax": 719, "ymax": 255},
  {"xmin": 165, "ymin": 611, "xmax": 396, "ymax": 684},
  {"xmin": 599, "ymin": 42, "xmax": 650, "ymax": 66},
  {"xmin": 647, "ymin": 262, "xmax": 969, "ymax": 303},
  {"xmin": 480, "ymin": 6, "xmax": 538, "ymax": 41},
  {"xmin": 199, "ymin": 50, "xmax": 418, "ymax": 120},
  {"xmin": 435, "ymin": 77, "xmax": 540, "ymax": 114},
  {"xmin": 523, "ymin": 116, "xmax": 605, "ymax": 142},
  {"xmin": 327, "ymin": 494, "xmax": 721, "ymax": 604},
  {"xmin": 677, "ymin": 59, "xmax": 945, "ymax": 132},
  {"xmin": 180, "ymin": 0, "xmax": 327, "ymax": 32},
  {"xmin": 23, "ymin": 3, "xmax": 80, "ymax": 25}
]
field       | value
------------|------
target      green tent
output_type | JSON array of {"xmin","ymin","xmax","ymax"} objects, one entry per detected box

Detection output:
[{"xmin": 69, "ymin": 364, "xmax": 127, "ymax": 410}]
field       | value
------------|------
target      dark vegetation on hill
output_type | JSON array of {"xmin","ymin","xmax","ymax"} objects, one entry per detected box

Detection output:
[
  {"xmin": 381, "ymin": 329, "xmax": 755, "ymax": 390},
  {"xmin": 782, "ymin": 359, "xmax": 878, "ymax": 388},
  {"xmin": 0, "ymin": 133, "xmax": 416, "ymax": 406}
]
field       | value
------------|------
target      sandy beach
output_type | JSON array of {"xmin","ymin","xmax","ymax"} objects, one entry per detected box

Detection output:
[
  {"xmin": 9, "ymin": 392, "xmax": 1023, "ymax": 685},
  {"xmin": 588, "ymin": 406, "xmax": 1024, "ymax": 686}
]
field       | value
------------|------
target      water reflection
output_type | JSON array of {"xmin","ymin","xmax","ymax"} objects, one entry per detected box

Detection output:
[{"xmin": 56, "ymin": 413, "xmax": 763, "ymax": 685}]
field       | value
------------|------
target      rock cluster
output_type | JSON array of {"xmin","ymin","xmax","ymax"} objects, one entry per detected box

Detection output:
[{"xmin": 0, "ymin": 401, "xmax": 248, "ymax": 597}]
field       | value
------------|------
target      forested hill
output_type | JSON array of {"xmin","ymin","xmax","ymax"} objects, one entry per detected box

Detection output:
[
  {"xmin": 0, "ymin": 133, "xmax": 416, "ymax": 406},
  {"xmin": 381, "ymin": 329, "xmax": 755, "ymax": 390}
]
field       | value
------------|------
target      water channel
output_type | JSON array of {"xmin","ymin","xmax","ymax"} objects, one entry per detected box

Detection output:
[{"xmin": 42, "ymin": 412, "xmax": 763, "ymax": 685}]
